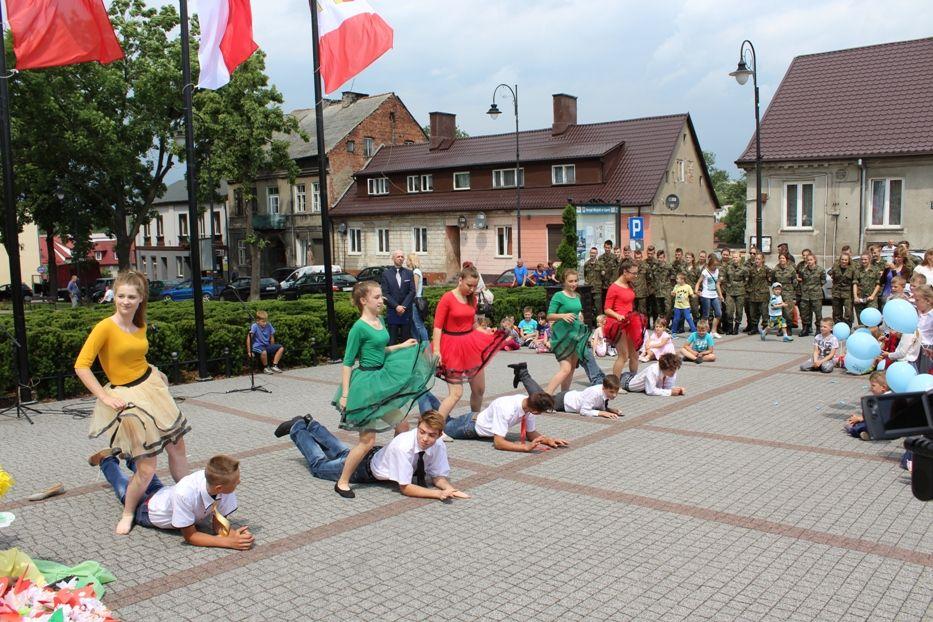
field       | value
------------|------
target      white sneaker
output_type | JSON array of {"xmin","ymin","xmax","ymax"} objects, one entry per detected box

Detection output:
[
  {"xmin": 711, "ymin": 332, "xmax": 723, "ymax": 339},
  {"xmin": 263, "ymin": 367, "xmax": 275, "ymax": 375},
  {"xmin": 441, "ymin": 433, "xmax": 454, "ymax": 443},
  {"xmin": 271, "ymin": 365, "xmax": 283, "ymax": 373}
]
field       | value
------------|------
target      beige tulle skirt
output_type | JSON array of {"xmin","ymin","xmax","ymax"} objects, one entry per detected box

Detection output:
[{"xmin": 87, "ymin": 366, "xmax": 190, "ymax": 460}]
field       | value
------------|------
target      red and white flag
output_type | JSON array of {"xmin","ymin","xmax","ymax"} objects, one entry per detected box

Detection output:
[
  {"xmin": 317, "ymin": 0, "xmax": 393, "ymax": 94},
  {"xmin": 6, "ymin": 0, "xmax": 124, "ymax": 70},
  {"xmin": 193, "ymin": 0, "xmax": 259, "ymax": 89}
]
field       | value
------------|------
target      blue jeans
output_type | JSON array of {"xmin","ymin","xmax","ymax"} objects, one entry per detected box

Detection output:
[
  {"xmin": 444, "ymin": 412, "xmax": 483, "ymax": 440},
  {"xmin": 579, "ymin": 347, "xmax": 605, "ymax": 385},
  {"xmin": 99, "ymin": 456, "xmax": 163, "ymax": 528},
  {"xmin": 672, "ymin": 307, "xmax": 696, "ymax": 333},
  {"xmin": 290, "ymin": 419, "xmax": 375, "ymax": 483},
  {"xmin": 411, "ymin": 302, "xmax": 430, "ymax": 342},
  {"xmin": 418, "ymin": 391, "xmax": 441, "ymax": 414},
  {"xmin": 700, "ymin": 297, "xmax": 722, "ymax": 319}
]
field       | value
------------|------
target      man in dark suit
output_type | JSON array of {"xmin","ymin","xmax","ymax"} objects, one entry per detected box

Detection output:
[{"xmin": 381, "ymin": 249, "xmax": 415, "ymax": 345}]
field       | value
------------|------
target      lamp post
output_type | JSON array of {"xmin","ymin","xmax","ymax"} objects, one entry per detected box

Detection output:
[
  {"xmin": 729, "ymin": 40, "xmax": 763, "ymax": 251},
  {"xmin": 487, "ymin": 84, "xmax": 522, "ymax": 258}
]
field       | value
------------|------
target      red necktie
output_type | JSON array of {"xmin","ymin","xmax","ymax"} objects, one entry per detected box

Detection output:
[{"xmin": 520, "ymin": 415, "xmax": 527, "ymax": 443}]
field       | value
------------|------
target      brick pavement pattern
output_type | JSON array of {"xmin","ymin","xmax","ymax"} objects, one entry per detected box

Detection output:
[{"xmin": 1, "ymin": 333, "xmax": 931, "ymax": 621}]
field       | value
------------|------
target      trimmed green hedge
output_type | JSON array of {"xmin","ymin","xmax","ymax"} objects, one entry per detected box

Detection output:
[{"xmin": 0, "ymin": 285, "xmax": 546, "ymax": 399}]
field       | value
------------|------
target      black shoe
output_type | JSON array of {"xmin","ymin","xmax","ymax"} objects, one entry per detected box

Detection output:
[
  {"xmin": 507, "ymin": 362, "xmax": 527, "ymax": 388},
  {"xmin": 799, "ymin": 329, "xmax": 810, "ymax": 338},
  {"xmin": 334, "ymin": 483, "xmax": 355, "ymax": 498},
  {"xmin": 695, "ymin": 358, "xmax": 703, "ymax": 364},
  {"xmin": 274, "ymin": 415, "xmax": 310, "ymax": 438}
]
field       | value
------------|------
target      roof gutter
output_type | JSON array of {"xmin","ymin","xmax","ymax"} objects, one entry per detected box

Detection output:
[{"xmin": 857, "ymin": 158, "xmax": 866, "ymax": 252}]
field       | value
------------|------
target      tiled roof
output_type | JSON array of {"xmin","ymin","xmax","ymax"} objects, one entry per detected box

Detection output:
[
  {"xmin": 333, "ymin": 114, "xmax": 692, "ymax": 216},
  {"xmin": 278, "ymin": 93, "xmax": 395, "ymax": 160},
  {"xmin": 737, "ymin": 37, "xmax": 933, "ymax": 164}
]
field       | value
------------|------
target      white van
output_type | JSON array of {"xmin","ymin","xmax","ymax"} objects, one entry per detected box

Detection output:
[{"xmin": 279, "ymin": 265, "xmax": 343, "ymax": 291}]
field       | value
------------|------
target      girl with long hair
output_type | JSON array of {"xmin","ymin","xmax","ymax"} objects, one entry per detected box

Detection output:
[
  {"xmin": 543, "ymin": 269, "xmax": 591, "ymax": 394},
  {"xmin": 603, "ymin": 259, "xmax": 645, "ymax": 377}
]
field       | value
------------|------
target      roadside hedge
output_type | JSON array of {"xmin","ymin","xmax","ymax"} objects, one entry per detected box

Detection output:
[{"xmin": 0, "ymin": 285, "xmax": 547, "ymax": 399}]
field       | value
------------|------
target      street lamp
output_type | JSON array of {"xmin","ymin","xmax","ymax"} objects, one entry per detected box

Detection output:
[
  {"xmin": 487, "ymin": 84, "xmax": 521, "ymax": 258},
  {"xmin": 729, "ymin": 40, "xmax": 763, "ymax": 252}
]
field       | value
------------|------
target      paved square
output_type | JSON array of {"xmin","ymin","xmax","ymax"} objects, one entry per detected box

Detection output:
[{"xmin": 1, "ymin": 333, "xmax": 931, "ymax": 621}]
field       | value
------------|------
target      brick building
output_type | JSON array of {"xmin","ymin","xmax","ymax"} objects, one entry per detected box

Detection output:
[
  {"xmin": 226, "ymin": 92, "xmax": 425, "ymax": 277},
  {"xmin": 331, "ymin": 94, "xmax": 719, "ymax": 282}
]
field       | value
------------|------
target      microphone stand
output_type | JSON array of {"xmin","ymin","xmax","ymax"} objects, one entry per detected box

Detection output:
[
  {"xmin": 0, "ymin": 325, "xmax": 40, "ymax": 423},
  {"xmin": 225, "ymin": 286, "xmax": 271, "ymax": 394}
]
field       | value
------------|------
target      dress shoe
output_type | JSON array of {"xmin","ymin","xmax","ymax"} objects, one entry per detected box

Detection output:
[
  {"xmin": 334, "ymin": 483, "xmax": 355, "ymax": 498},
  {"xmin": 507, "ymin": 362, "xmax": 528, "ymax": 388},
  {"xmin": 274, "ymin": 415, "xmax": 310, "ymax": 438},
  {"xmin": 88, "ymin": 448, "xmax": 117, "ymax": 467}
]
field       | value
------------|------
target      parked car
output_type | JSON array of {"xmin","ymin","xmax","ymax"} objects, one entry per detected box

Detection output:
[
  {"xmin": 490, "ymin": 269, "xmax": 517, "ymax": 288},
  {"xmin": 220, "ymin": 277, "xmax": 280, "ymax": 301},
  {"xmin": 282, "ymin": 273, "xmax": 357, "ymax": 300},
  {"xmin": 89, "ymin": 277, "xmax": 115, "ymax": 303},
  {"xmin": 271, "ymin": 266, "xmax": 299, "ymax": 284},
  {"xmin": 279, "ymin": 264, "xmax": 343, "ymax": 293},
  {"xmin": 0, "ymin": 283, "xmax": 34, "ymax": 302},
  {"xmin": 354, "ymin": 265, "xmax": 392, "ymax": 284},
  {"xmin": 148, "ymin": 280, "xmax": 167, "ymax": 301},
  {"xmin": 159, "ymin": 277, "xmax": 224, "ymax": 301}
]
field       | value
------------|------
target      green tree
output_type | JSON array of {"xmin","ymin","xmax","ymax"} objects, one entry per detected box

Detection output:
[
  {"xmin": 193, "ymin": 51, "xmax": 304, "ymax": 300},
  {"xmin": 421, "ymin": 124, "xmax": 470, "ymax": 139},
  {"xmin": 717, "ymin": 174, "xmax": 748, "ymax": 245},
  {"xmin": 556, "ymin": 204, "xmax": 578, "ymax": 280}
]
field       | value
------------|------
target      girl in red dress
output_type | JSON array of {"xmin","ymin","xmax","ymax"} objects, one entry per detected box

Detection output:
[
  {"xmin": 604, "ymin": 259, "xmax": 645, "ymax": 377},
  {"xmin": 433, "ymin": 265, "xmax": 509, "ymax": 418}
]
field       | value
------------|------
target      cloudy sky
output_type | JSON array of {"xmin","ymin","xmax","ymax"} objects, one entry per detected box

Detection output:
[{"xmin": 183, "ymin": 0, "xmax": 932, "ymax": 176}]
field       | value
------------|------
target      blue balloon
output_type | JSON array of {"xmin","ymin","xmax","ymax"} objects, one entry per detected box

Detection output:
[
  {"xmin": 859, "ymin": 307, "xmax": 882, "ymax": 327},
  {"xmin": 846, "ymin": 331, "xmax": 881, "ymax": 360},
  {"xmin": 844, "ymin": 353, "xmax": 874, "ymax": 375},
  {"xmin": 905, "ymin": 374, "xmax": 933, "ymax": 393},
  {"xmin": 832, "ymin": 322, "xmax": 851, "ymax": 341},
  {"xmin": 882, "ymin": 298, "xmax": 919, "ymax": 334},
  {"xmin": 876, "ymin": 359, "xmax": 887, "ymax": 371},
  {"xmin": 885, "ymin": 361, "xmax": 918, "ymax": 392}
]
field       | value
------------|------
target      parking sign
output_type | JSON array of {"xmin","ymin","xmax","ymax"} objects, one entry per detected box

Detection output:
[{"xmin": 628, "ymin": 217, "xmax": 644, "ymax": 240}]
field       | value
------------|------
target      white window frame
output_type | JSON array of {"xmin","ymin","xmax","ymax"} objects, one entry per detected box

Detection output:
[
  {"xmin": 492, "ymin": 168, "xmax": 525, "ymax": 189},
  {"xmin": 496, "ymin": 225, "xmax": 513, "ymax": 258},
  {"xmin": 140, "ymin": 256, "xmax": 147, "ymax": 272},
  {"xmin": 348, "ymin": 228, "xmax": 362, "ymax": 255},
  {"xmin": 266, "ymin": 187, "xmax": 280, "ymax": 214},
  {"xmin": 783, "ymin": 181, "xmax": 814, "ymax": 230},
  {"xmin": 421, "ymin": 174, "xmax": 434, "ymax": 192},
  {"xmin": 376, "ymin": 228, "xmax": 391, "ymax": 255},
  {"xmin": 406, "ymin": 175, "xmax": 421, "ymax": 193},
  {"xmin": 237, "ymin": 240, "xmax": 247, "ymax": 265},
  {"xmin": 363, "ymin": 137, "xmax": 375, "ymax": 157},
  {"xmin": 367, "ymin": 177, "xmax": 389, "ymax": 196},
  {"xmin": 551, "ymin": 164, "xmax": 576, "ymax": 185},
  {"xmin": 412, "ymin": 227, "xmax": 428, "ymax": 254},
  {"xmin": 868, "ymin": 177, "xmax": 904, "ymax": 229},
  {"xmin": 677, "ymin": 159, "xmax": 686, "ymax": 182},
  {"xmin": 311, "ymin": 182, "xmax": 321, "ymax": 213},
  {"xmin": 177, "ymin": 213, "xmax": 188, "ymax": 241},
  {"xmin": 94, "ymin": 250, "xmax": 104, "ymax": 261},
  {"xmin": 175, "ymin": 256, "xmax": 184, "ymax": 278},
  {"xmin": 453, "ymin": 171, "xmax": 470, "ymax": 191},
  {"xmin": 294, "ymin": 183, "xmax": 307, "ymax": 213}
]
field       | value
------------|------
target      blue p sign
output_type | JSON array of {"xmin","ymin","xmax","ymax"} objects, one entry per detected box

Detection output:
[{"xmin": 628, "ymin": 217, "xmax": 644, "ymax": 240}]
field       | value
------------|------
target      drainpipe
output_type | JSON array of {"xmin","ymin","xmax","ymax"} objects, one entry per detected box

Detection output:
[{"xmin": 857, "ymin": 158, "xmax": 866, "ymax": 252}]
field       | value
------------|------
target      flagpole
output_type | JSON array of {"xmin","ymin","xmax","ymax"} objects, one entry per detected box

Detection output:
[
  {"xmin": 308, "ymin": 0, "xmax": 339, "ymax": 361},
  {"xmin": 179, "ymin": 0, "xmax": 211, "ymax": 380},
  {"xmin": 0, "ymin": 3, "xmax": 33, "ymax": 406}
]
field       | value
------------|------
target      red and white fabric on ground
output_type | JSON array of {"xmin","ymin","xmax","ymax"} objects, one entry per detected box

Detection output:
[
  {"xmin": 317, "ymin": 0, "xmax": 393, "ymax": 93},
  {"xmin": 193, "ymin": 0, "xmax": 259, "ymax": 89}
]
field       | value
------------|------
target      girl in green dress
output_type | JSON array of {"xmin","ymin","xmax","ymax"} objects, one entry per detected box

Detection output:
[
  {"xmin": 544, "ymin": 269, "xmax": 592, "ymax": 394},
  {"xmin": 333, "ymin": 281, "xmax": 436, "ymax": 498}
]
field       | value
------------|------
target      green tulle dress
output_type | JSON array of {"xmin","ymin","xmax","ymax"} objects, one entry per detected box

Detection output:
[
  {"xmin": 333, "ymin": 318, "xmax": 437, "ymax": 432},
  {"xmin": 548, "ymin": 290, "xmax": 591, "ymax": 363}
]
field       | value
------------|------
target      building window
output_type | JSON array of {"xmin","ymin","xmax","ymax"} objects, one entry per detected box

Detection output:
[
  {"xmin": 94, "ymin": 250, "xmax": 104, "ymax": 261},
  {"xmin": 237, "ymin": 240, "xmax": 248, "ymax": 266},
  {"xmin": 552, "ymin": 164, "xmax": 576, "ymax": 185},
  {"xmin": 296, "ymin": 238, "xmax": 309, "ymax": 265},
  {"xmin": 453, "ymin": 171, "xmax": 470, "ymax": 190},
  {"xmin": 267, "ymin": 187, "xmax": 279, "ymax": 214},
  {"xmin": 348, "ymin": 228, "xmax": 362, "ymax": 254},
  {"xmin": 311, "ymin": 182, "xmax": 321, "ymax": 213},
  {"xmin": 377, "ymin": 228, "xmax": 390, "ymax": 254},
  {"xmin": 677, "ymin": 160, "xmax": 686, "ymax": 182},
  {"xmin": 175, "ymin": 256, "xmax": 184, "ymax": 277},
  {"xmin": 156, "ymin": 215, "xmax": 164, "ymax": 245},
  {"xmin": 407, "ymin": 175, "xmax": 421, "ymax": 193},
  {"xmin": 346, "ymin": 140, "xmax": 355, "ymax": 153},
  {"xmin": 363, "ymin": 137, "xmax": 375, "ymax": 157},
  {"xmin": 784, "ymin": 182, "xmax": 814, "ymax": 229},
  {"xmin": 151, "ymin": 256, "xmax": 158, "ymax": 278},
  {"xmin": 404, "ymin": 140, "xmax": 414, "ymax": 145},
  {"xmin": 212, "ymin": 212, "xmax": 222, "ymax": 240},
  {"xmin": 294, "ymin": 184, "xmax": 307, "ymax": 213},
  {"xmin": 142, "ymin": 222, "xmax": 151, "ymax": 245},
  {"xmin": 492, "ymin": 168, "xmax": 524, "ymax": 189},
  {"xmin": 412, "ymin": 227, "xmax": 428, "ymax": 253},
  {"xmin": 869, "ymin": 178, "xmax": 903, "ymax": 227},
  {"xmin": 140, "ymin": 257, "xmax": 147, "ymax": 273},
  {"xmin": 178, "ymin": 213, "xmax": 188, "ymax": 243},
  {"xmin": 234, "ymin": 189, "xmax": 244, "ymax": 216},
  {"xmin": 421, "ymin": 174, "xmax": 433, "ymax": 192},
  {"xmin": 367, "ymin": 177, "xmax": 389, "ymax": 196},
  {"xmin": 496, "ymin": 226, "xmax": 513, "ymax": 257}
]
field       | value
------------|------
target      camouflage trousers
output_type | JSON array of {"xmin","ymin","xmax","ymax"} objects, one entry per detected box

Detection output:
[
  {"xmin": 723, "ymin": 294, "xmax": 745, "ymax": 331},
  {"xmin": 831, "ymin": 296, "xmax": 853, "ymax": 326},
  {"xmin": 853, "ymin": 298, "xmax": 879, "ymax": 326},
  {"xmin": 747, "ymin": 299, "xmax": 769, "ymax": 331},
  {"xmin": 799, "ymin": 298, "xmax": 823, "ymax": 332}
]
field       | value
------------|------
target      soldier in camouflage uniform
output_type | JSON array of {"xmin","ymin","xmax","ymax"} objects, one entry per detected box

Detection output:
[
  {"xmin": 654, "ymin": 250, "xmax": 674, "ymax": 322},
  {"xmin": 771, "ymin": 254, "xmax": 800, "ymax": 330},
  {"xmin": 669, "ymin": 248, "xmax": 687, "ymax": 314},
  {"xmin": 583, "ymin": 246, "xmax": 603, "ymax": 315},
  {"xmin": 797, "ymin": 254, "xmax": 826, "ymax": 337},
  {"xmin": 852, "ymin": 251, "xmax": 881, "ymax": 325},
  {"xmin": 828, "ymin": 252, "xmax": 855, "ymax": 326},
  {"xmin": 643, "ymin": 245, "xmax": 661, "ymax": 326},
  {"xmin": 722, "ymin": 252, "xmax": 747, "ymax": 334},
  {"xmin": 795, "ymin": 249, "xmax": 811, "ymax": 312},
  {"xmin": 597, "ymin": 239, "xmax": 619, "ymax": 311},
  {"xmin": 898, "ymin": 241, "xmax": 918, "ymax": 272},
  {"xmin": 632, "ymin": 249, "xmax": 649, "ymax": 317},
  {"xmin": 745, "ymin": 254, "xmax": 772, "ymax": 333}
]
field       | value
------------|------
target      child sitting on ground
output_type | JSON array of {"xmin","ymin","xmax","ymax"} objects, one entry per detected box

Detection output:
[
  {"xmin": 500, "ymin": 316, "xmax": 521, "ymax": 351},
  {"xmin": 535, "ymin": 311, "xmax": 551, "ymax": 353},
  {"xmin": 671, "ymin": 272, "xmax": 696, "ymax": 335},
  {"xmin": 517, "ymin": 307, "xmax": 539, "ymax": 348},
  {"xmin": 681, "ymin": 319, "xmax": 716, "ymax": 364},
  {"xmin": 640, "ymin": 317, "xmax": 675, "ymax": 362},
  {"xmin": 844, "ymin": 371, "xmax": 889, "ymax": 440},
  {"xmin": 761, "ymin": 282, "xmax": 793, "ymax": 342},
  {"xmin": 801, "ymin": 318, "xmax": 838, "ymax": 373},
  {"xmin": 619, "ymin": 352, "xmax": 685, "ymax": 396},
  {"xmin": 249, "ymin": 310, "xmax": 285, "ymax": 374},
  {"xmin": 509, "ymin": 363, "xmax": 622, "ymax": 419},
  {"xmin": 590, "ymin": 314, "xmax": 611, "ymax": 357}
]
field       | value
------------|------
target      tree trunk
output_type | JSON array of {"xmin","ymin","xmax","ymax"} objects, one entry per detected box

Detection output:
[
  {"xmin": 245, "ymin": 200, "xmax": 260, "ymax": 301},
  {"xmin": 45, "ymin": 228, "xmax": 58, "ymax": 300},
  {"xmin": 112, "ymin": 204, "xmax": 134, "ymax": 271}
]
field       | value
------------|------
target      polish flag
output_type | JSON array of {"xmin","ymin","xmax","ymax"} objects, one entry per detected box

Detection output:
[
  {"xmin": 317, "ymin": 0, "xmax": 393, "ymax": 94},
  {"xmin": 6, "ymin": 0, "xmax": 124, "ymax": 70},
  {"xmin": 193, "ymin": 0, "xmax": 259, "ymax": 89}
]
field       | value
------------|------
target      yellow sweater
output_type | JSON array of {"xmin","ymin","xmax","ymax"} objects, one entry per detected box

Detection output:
[{"xmin": 75, "ymin": 318, "xmax": 149, "ymax": 385}]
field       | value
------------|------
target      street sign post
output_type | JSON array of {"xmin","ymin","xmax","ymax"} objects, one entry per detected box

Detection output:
[{"xmin": 628, "ymin": 216, "xmax": 644, "ymax": 240}]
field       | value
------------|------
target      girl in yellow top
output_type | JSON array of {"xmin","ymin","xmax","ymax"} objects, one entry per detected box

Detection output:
[{"xmin": 75, "ymin": 271, "xmax": 190, "ymax": 535}]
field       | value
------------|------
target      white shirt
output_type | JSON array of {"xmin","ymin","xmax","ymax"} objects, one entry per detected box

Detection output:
[
  {"xmin": 474, "ymin": 394, "xmax": 537, "ymax": 438},
  {"xmin": 913, "ymin": 264, "xmax": 933, "ymax": 285},
  {"xmin": 699, "ymin": 268, "xmax": 720, "ymax": 299},
  {"xmin": 889, "ymin": 330, "xmax": 921, "ymax": 363},
  {"xmin": 146, "ymin": 470, "xmax": 238, "ymax": 530},
  {"xmin": 562, "ymin": 384, "xmax": 611, "ymax": 417},
  {"xmin": 626, "ymin": 364, "xmax": 677, "ymax": 396},
  {"xmin": 369, "ymin": 429, "xmax": 450, "ymax": 485},
  {"xmin": 918, "ymin": 310, "xmax": 933, "ymax": 346}
]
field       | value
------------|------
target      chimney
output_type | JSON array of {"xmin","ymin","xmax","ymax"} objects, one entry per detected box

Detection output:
[
  {"xmin": 341, "ymin": 91, "xmax": 368, "ymax": 107},
  {"xmin": 552, "ymin": 93, "xmax": 577, "ymax": 136},
  {"xmin": 429, "ymin": 111, "xmax": 456, "ymax": 150}
]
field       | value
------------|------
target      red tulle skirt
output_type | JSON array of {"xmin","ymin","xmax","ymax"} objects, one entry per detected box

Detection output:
[
  {"xmin": 436, "ymin": 328, "xmax": 509, "ymax": 383},
  {"xmin": 604, "ymin": 313, "xmax": 645, "ymax": 351}
]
